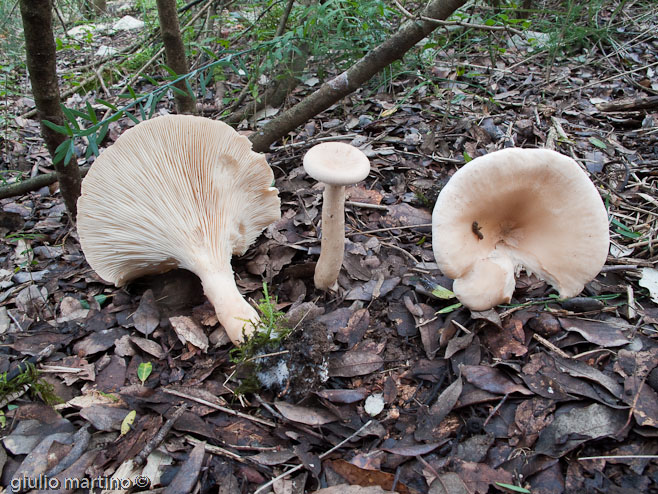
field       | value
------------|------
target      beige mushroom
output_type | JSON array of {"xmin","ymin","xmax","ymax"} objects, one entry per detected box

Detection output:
[
  {"xmin": 432, "ymin": 148, "xmax": 609, "ymax": 311},
  {"xmin": 77, "ymin": 115, "xmax": 280, "ymax": 344},
  {"xmin": 303, "ymin": 142, "xmax": 370, "ymax": 290}
]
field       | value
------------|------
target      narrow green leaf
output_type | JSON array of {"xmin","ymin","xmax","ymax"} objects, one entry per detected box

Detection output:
[
  {"xmin": 431, "ymin": 285, "xmax": 456, "ymax": 300},
  {"xmin": 161, "ymin": 64, "xmax": 178, "ymax": 76},
  {"xmin": 85, "ymin": 101, "xmax": 98, "ymax": 124},
  {"xmin": 87, "ymin": 134, "xmax": 99, "ymax": 157},
  {"xmin": 127, "ymin": 85, "xmax": 137, "ymax": 100},
  {"xmin": 95, "ymin": 98, "xmax": 117, "ymax": 111},
  {"xmin": 495, "ymin": 482, "xmax": 531, "ymax": 493},
  {"xmin": 79, "ymin": 299, "xmax": 90, "ymax": 309},
  {"xmin": 171, "ymin": 86, "xmax": 190, "ymax": 97},
  {"xmin": 437, "ymin": 302, "xmax": 462, "ymax": 314},
  {"xmin": 184, "ymin": 77, "xmax": 195, "ymax": 99},
  {"xmin": 63, "ymin": 140, "xmax": 75, "ymax": 165},
  {"xmin": 589, "ymin": 137, "xmax": 607, "ymax": 149},
  {"xmin": 94, "ymin": 294, "xmax": 108, "ymax": 306},
  {"xmin": 42, "ymin": 119, "xmax": 71, "ymax": 136},
  {"xmin": 54, "ymin": 139, "xmax": 71, "ymax": 163}
]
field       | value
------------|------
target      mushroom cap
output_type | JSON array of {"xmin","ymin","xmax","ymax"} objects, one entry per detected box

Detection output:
[
  {"xmin": 303, "ymin": 142, "xmax": 370, "ymax": 185},
  {"xmin": 77, "ymin": 115, "xmax": 280, "ymax": 286},
  {"xmin": 432, "ymin": 148, "xmax": 610, "ymax": 310}
]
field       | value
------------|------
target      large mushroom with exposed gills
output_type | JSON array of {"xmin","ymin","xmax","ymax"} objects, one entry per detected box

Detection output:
[
  {"xmin": 432, "ymin": 147, "xmax": 610, "ymax": 311},
  {"xmin": 77, "ymin": 115, "xmax": 280, "ymax": 344}
]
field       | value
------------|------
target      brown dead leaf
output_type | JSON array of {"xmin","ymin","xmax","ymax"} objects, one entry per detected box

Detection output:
[
  {"xmin": 274, "ymin": 401, "xmax": 337, "ymax": 426},
  {"xmin": 130, "ymin": 335, "xmax": 166, "ymax": 359},
  {"xmin": 329, "ymin": 351, "xmax": 384, "ymax": 377},
  {"xmin": 337, "ymin": 308, "xmax": 369, "ymax": 348},
  {"xmin": 558, "ymin": 317, "xmax": 629, "ymax": 347},
  {"xmin": 461, "ymin": 365, "xmax": 532, "ymax": 396},
  {"xmin": 132, "ymin": 289, "xmax": 160, "ymax": 336},
  {"xmin": 329, "ymin": 459, "xmax": 419, "ymax": 494},
  {"xmin": 534, "ymin": 403, "xmax": 627, "ymax": 457},
  {"xmin": 170, "ymin": 315, "xmax": 209, "ymax": 352},
  {"xmin": 316, "ymin": 388, "xmax": 368, "ymax": 404},
  {"xmin": 163, "ymin": 441, "xmax": 206, "ymax": 494},
  {"xmin": 427, "ymin": 473, "xmax": 470, "ymax": 494},
  {"xmin": 453, "ymin": 459, "xmax": 515, "ymax": 494},
  {"xmin": 346, "ymin": 186, "xmax": 383, "ymax": 205},
  {"xmin": 314, "ymin": 485, "xmax": 392, "ymax": 494}
]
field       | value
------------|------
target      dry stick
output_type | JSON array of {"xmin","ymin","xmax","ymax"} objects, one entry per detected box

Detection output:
[
  {"xmin": 185, "ymin": 435, "xmax": 246, "ymax": 462},
  {"xmin": 134, "ymin": 404, "xmax": 187, "ymax": 466},
  {"xmin": 46, "ymin": 425, "xmax": 91, "ymax": 477},
  {"xmin": 162, "ymin": 387, "xmax": 276, "ymax": 428},
  {"xmin": 532, "ymin": 333, "xmax": 571, "ymax": 359},
  {"xmin": 253, "ymin": 420, "xmax": 373, "ymax": 494}
]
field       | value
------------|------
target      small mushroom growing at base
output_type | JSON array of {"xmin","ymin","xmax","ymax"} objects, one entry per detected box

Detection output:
[
  {"xmin": 303, "ymin": 142, "xmax": 370, "ymax": 290},
  {"xmin": 77, "ymin": 115, "xmax": 280, "ymax": 345},
  {"xmin": 432, "ymin": 148, "xmax": 610, "ymax": 311}
]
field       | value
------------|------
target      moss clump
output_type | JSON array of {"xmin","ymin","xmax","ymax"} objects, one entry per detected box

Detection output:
[
  {"xmin": 229, "ymin": 283, "xmax": 291, "ymax": 395},
  {"xmin": 0, "ymin": 363, "xmax": 62, "ymax": 406}
]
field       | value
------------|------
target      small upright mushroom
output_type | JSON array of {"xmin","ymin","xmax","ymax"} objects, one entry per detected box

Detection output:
[
  {"xmin": 77, "ymin": 115, "xmax": 280, "ymax": 344},
  {"xmin": 432, "ymin": 148, "xmax": 609, "ymax": 311},
  {"xmin": 303, "ymin": 142, "xmax": 370, "ymax": 290}
]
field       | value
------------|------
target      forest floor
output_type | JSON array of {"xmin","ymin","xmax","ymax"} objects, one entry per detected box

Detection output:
[{"xmin": 0, "ymin": 2, "xmax": 657, "ymax": 494}]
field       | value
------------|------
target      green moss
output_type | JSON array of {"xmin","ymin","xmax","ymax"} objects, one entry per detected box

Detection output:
[{"xmin": 0, "ymin": 363, "xmax": 62, "ymax": 406}]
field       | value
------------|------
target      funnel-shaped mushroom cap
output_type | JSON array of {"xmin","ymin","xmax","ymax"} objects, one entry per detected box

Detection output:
[
  {"xmin": 432, "ymin": 148, "xmax": 609, "ymax": 311},
  {"xmin": 77, "ymin": 115, "xmax": 280, "ymax": 343},
  {"xmin": 303, "ymin": 142, "xmax": 370, "ymax": 185}
]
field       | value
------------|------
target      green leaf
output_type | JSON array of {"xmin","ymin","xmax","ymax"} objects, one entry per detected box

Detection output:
[
  {"xmin": 63, "ymin": 140, "xmax": 75, "ymax": 165},
  {"xmin": 589, "ymin": 137, "xmax": 607, "ymax": 149},
  {"xmin": 86, "ymin": 134, "xmax": 99, "ymax": 158},
  {"xmin": 171, "ymin": 86, "xmax": 190, "ymax": 97},
  {"xmin": 161, "ymin": 64, "xmax": 178, "ymax": 77},
  {"xmin": 463, "ymin": 151, "xmax": 472, "ymax": 163},
  {"xmin": 94, "ymin": 294, "xmax": 108, "ymax": 306},
  {"xmin": 184, "ymin": 77, "xmax": 195, "ymax": 99},
  {"xmin": 54, "ymin": 139, "xmax": 71, "ymax": 164},
  {"xmin": 495, "ymin": 482, "xmax": 531, "ymax": 493},
  {"xmin": 79, "ymin": 299, "xmax": 90, "ymax": 309},
  {"xmin": 137, "ymin": 362, "xmax": 152, "ymax": 385},
  {"xmin": 85, "ymin": 101, "xmax": 98, "ymax": 124},
  {"xmin": 437, "ymin": 302, "xmax": 462, "ymax": 314},
  {"xmin": 431, "ymin": 285, "xmax": 456, "ymax": 300},
  {"xmin": 95, "ymin": 98, "xmax": 117, "ymax": 111},
  {"xmin": 42, "ymin": 119, "xmax": 71, "ymax": 136}
]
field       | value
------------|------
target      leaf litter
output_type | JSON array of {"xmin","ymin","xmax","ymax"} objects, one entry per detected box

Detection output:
[{"xmin": 1, "ymin": 3, "xmax": 658, "ymax": 493}]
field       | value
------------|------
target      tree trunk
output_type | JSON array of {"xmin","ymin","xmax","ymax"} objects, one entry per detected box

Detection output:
[
  {"xmin": 249, "ymin": 0, "xmax": 468, "ymax": 153},
  {"xmin": 19, "ymin": 0, "xmax": 82, "ymax": 219},
  {"xmin": 156, "ymin": 0, "xmax": 196, "ymax": 114}
]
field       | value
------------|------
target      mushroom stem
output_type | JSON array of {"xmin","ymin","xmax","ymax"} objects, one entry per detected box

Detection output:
[
  {"xmin": 198, "ymin": 269, "xmax": 260, "ymax": 344},
  {"xmin": 315, "ymin": 184, "xmax": 346, "ymax": 290},
  {"xmin": 452, "ymin": 256, "xmax": 516, "ymax": 311}
]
